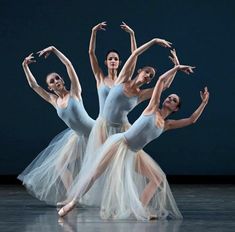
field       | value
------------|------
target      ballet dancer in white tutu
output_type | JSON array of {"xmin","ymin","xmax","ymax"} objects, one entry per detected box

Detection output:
[
  {"xmin": 59, "ymin": 39, "xmax": 209, "ymax": 220},
  {"xmin": 18, "ymin": 46, "xmax": 94, "ymax": 205},
  {"xmin": 81, "ymin": 35, "xmax": 173, "ymax": 206}
]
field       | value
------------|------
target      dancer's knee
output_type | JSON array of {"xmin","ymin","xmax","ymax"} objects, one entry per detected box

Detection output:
[{"xmin": 151, "ymin": 172, "xmax": 165, "ymax": 187}]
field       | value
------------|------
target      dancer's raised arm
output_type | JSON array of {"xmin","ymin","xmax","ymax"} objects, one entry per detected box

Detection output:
[
  {"xmin": 89, "ymin": 22, "xmax": 107, "ymax": 85},
  {"xmin": 163, "ymin": 49, "xmax": 180, "ymax": 90},
  {"xmin": 165, "ymin": 87, "xmax": 209, "ymax": 130},
  {"xmin": 22, "ymin": 53, "xmax": 56, "ymax": 104},
  {"xmin": 138, "ymin": 49, "xmax": 182, "ymax": 103},
  {"xmin": 120, "ymin": 21, "xmax": 137, "ymax": 53},
  {"xmin": 115, "ymin": 38, "xmax": 172, "ymax": 85},
  {"xmin": 145, "ymin": 64, "xmax": 195, "ymax": 112},
  {"xmin": 37, "ymin": 46, "xmax": 81, "ymax": 98},
  {"xmin": 120, "ymin": 21, "xmax": 138, "ymax": 80}
]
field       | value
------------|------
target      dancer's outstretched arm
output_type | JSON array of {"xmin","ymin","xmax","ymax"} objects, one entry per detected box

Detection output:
[
  {"xmin": 139, "ymin": 49, "xmax": 182, "ymax": 102},
  {"xmin": 115, "ymin": 38, "xmax": 172, "ymax": 85},
  {"xmin": 163, "ymin": 49, "xmax": 180, "ymax": 90},
  {"xmin": 120, "ymin": 21, "xmax": 137, "ymax": 53},
  {"xmin": 138, "ymin": 88, "xmax": 154, "ymax": 103},
  {"xmin": 165, "ymin": 87, "xmax": 209, "ymax": 130},
  {"xmin": 145, "ymin": 64, "xmax": 195, "ymax": 112},
  {"xmin": 89, "ymin": 22, "xmax": 107, "ymax": 85},
  {"xmin": 120, "ymin": 21, "xmax": 137, "ymax": 75},
  {"xmin": 22, "ymin": 53, "xmax": 57, "ymax": 104},
  {"xmin": 130, "ymin": 48, "xmax": 184, "ymax": 103},
  {"xmin": 38, "ymin": 46, "xmax": 81, "ymax": 98}
]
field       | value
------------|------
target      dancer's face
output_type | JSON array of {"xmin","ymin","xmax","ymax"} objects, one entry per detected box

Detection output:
[
  {"xmin": 163, "ymin": 94, "xmax": 180, "ymax": 112},
  {"xmin": 136, "ymin": 67, "xmax": 155, "ymax": 85},
  {"xmin": 105, "ymin": 52, "xmax": 120, "ymax": 70},
  {"xmin": 46, "ymin": 73, "xmax": 65, "ymax": 92}
]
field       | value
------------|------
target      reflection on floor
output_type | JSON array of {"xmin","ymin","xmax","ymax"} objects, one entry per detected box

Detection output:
[{"xmin": 0, "ymin": 185, "xmax": 235, "ymax": 232}]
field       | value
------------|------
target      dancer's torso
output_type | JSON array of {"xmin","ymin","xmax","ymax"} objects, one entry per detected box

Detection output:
[
  {"xmin": 124, "ymin": 113, "xmax": 163, "ymax": 151},
  {"xmin": 101, "ymin": 84, "xmax": 139, "ymax": 125},
  {"xmin": 97, "ymin": 84, "xmax": 111, "ymax": 115},
  {"xmin": 56, "ymin": 96, "xmax": 94, "ymax": 136}
]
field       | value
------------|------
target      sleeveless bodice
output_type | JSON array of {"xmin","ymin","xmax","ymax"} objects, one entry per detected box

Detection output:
[
  {"xmin": 97, "ymin": 84, "xmax": 111, "ymax": 115},
  {"xmin": 102, "ymin": 84, "xmax": 139, "ymax": 125},
  {"xmin": 56, "ymin": 97, "xmax": 94, "ymax": 136},
  {"xmin": 124, "ymin": 114, "xmax": 163, "ymax": 151}
]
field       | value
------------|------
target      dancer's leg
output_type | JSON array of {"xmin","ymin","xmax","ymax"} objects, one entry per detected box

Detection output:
[
  {"xmin": 136, "ymin": 152, "xmax": 164, "ymax": 207},
  {"xmin": 56, "ymin": 153, "xmax": 73, "ymax": 191},
  {"xmin": 58, "ymin": 143, "xmax": 119, "ymax": 217}
]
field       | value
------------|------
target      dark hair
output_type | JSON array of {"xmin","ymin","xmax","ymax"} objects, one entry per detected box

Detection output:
[
  {"xmin": 141, "ymin": 66, "xmax": 157, "ymax": 78},
  {"xmin": 177, "ymin": 97, "xmax": 182, "ymax": 110},
  {"xmin": 46, "ymin": 72, "xmax": 63, "ymax": 84},
  {"xmin": 105, "ymin": 49, "xmax": 121, "ymax": 60},
  {"xmin": 142, "ymin": 66, "xmax": 157, "ymax": 73},
  {"xmin": 171, "ymin": 96, "xmax": 182, "ymax": 115}
]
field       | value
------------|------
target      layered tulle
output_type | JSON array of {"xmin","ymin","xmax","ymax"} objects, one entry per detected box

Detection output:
[
  {"xmin": 67, "ymin": 134, "xmax": 182, "ymax": 220},
  {"xmin": 18, "ymin": 128, "xmax": 88, "ymax": 205},
  {"xmin": 79, "ymin": 116, "xmax": 130, "ymax": 206}
]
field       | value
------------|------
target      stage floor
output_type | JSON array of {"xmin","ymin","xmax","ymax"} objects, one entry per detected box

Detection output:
[{"xmin": 0, "ymin": 185, "xmax": 235, "ymax": 232}]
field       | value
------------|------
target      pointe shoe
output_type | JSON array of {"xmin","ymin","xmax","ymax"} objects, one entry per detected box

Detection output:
[{"xmin": 58, "ymin": 201, "xmax": 76, "ymax": 217}]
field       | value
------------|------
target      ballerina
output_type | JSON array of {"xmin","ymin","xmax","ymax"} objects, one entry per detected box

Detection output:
[
  {"xmin": 85, "ymin": 36, "xmax": 173, "ymax": 150},
  {"xmin": 59, "ymin": 57, "xmax": 209, "ymax": 220},
  {"xmin": 89, "ymin": 21, "xmax": 137, "ymax": 112},
  {"xmin": 80, "ymin": 36, "xmax": 172, "ymax": 206},
  {"xmin": 59, "ymin": 65, "xmax": 209, "ymax": 220},
  {"xmin": 18, "ymin": 46, "xmax": 94, "ymax": 205},
  {"xmin": 58, "ymin": 41, "xmax": 209, "ymax": 220}
]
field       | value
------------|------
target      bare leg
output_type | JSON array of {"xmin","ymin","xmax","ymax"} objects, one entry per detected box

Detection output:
[
  {"xmin": 60, "ymin": 169, "xmax": 73, "ymax": 191},
  {"xmin": 56, "ymin": 153, "xmax": 73, "ymax": 191},
  {"xmin": 136, "ymin": 152, "xmax": 164, "ymax": 207},
  {"xmin": 58, "ymin": 144, "xmax": 118, "ymax": 217},
  {"xmin": 55, "ymin": 153, "xmax": 74, "ymax": 207}
]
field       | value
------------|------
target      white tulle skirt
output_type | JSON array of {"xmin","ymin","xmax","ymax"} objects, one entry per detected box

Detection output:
[
  {"xmin": 79, "ymin": 117, "xmax": 130, "ymax": 206},
  {"xmin": 18, "ymin": 128, "xmax": 88, "ymax": 205},
  {"xmin": 68, "ymin": 134, "xmax": 183, "ymax": 220}
]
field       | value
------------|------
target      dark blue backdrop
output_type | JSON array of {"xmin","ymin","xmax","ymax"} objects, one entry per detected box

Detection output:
[{"xmin": 0, "ymin": 0, "xmax": 234, "ymax": 175}]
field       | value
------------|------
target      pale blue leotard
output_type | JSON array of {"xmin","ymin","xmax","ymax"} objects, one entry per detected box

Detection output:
[
  {"xmin": 101, "ymin": 83, "xmax": 139, "ymax": 125},
  {"xmin": 124, "ymin": 113, "xmax": 163, "ymax": 151},
  {"xmin": 56, "ymin": 96, "xmax": 94, "ymax": 136},
  {"xmin": 18, "ymin": 96, "xmax": 94, "ymax": 205},
  {"xmin": 97, "ymin": 84, "xmax": 111, "ymax": 115}
]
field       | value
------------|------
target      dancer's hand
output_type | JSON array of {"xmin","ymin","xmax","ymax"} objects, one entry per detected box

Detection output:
[
  {"xmin": 177, "ymin": 65, "xmax": 195, "ymax": 75},
  {"xmin": 154, "ymin": 38, "xmax": 172, "ymax": 48},
  {"xmin": 22, "ymin": 53, "xmax": 36, "ymax": 66},
  {"xmin": 92, "ymin": 21, "xmax": 107, "ymax": 32},
  {"xmin": 37, "ymin": 46, "xmax": 55, "ymax": 59},
  {"xmin": 120, "ymin": 21, "xmax": 134, "ymax": 35},
  {"xmin": 200, "ymin": 86, "xmax": 209, "ymax": 104},
  {"xmin": 169, "ymin": 49, "xmax": 180, "ymax": 66}
]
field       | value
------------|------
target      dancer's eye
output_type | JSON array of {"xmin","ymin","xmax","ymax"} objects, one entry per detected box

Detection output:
[
  {"xmin": 50, "ymin": 79, "xmax": 55, "ymax": 84},
  {"xmin": 55, "ymin": 76, "xmax": 60, "ymax": 80}
]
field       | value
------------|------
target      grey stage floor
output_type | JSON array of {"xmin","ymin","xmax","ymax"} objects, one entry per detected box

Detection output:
[{"xmin": 0, "ymin": 185, "xmax": 235, "ymax": 232}]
